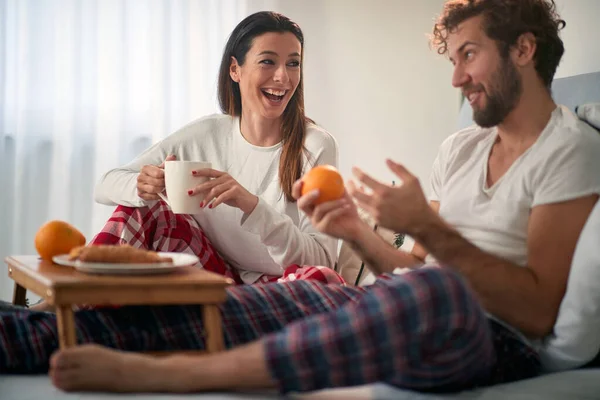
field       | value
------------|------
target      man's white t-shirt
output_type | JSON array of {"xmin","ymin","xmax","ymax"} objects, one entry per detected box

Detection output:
[
  {"xmin": 428, "ymin": 105, "xmax": 600, "ymax": 347},
  {"xmin": 430, "ymin": 106, "xmax": 600, "ymax": 270},
  {"xmin": 94, "ymin": 114, "xmax": 340, "ymax": 283}
]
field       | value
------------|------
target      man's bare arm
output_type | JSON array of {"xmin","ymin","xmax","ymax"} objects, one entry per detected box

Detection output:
[
  {"xmin": 413, "ymin": 195, "xmax": 598, "ymax": 338},
  {"xmin": 350, "ymin": 162, "xmax": 597, "ymax": 339},
  {"xmin": 347, "ymin": 226, "xmax": 422, "ymax": 275},
  {"xmin": 346, "ymin": 201, "xmax": 441, "ymax": 276},
  {"xmin": 410, "ymin": 201, "xmax": 439, "ymax": 262}
]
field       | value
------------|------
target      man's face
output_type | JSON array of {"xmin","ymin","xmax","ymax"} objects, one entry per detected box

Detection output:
[{"xmin": 448, "ymin": 16, "xmax": 522, "ymax": 128}]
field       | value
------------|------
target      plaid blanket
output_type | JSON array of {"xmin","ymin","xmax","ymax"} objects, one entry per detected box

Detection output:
[
  {"xmin": 0, "ymin": 267, "xmax": 539, "ymax": 393},
  {"xmin": 91, "ymin": 200, "xmax": 344, "ymax": 285}
]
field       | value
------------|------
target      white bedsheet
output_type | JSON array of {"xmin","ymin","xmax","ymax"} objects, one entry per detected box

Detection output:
[{"xmin": 2, "ymin": 370, "xmax": 599, "ymax": 400}]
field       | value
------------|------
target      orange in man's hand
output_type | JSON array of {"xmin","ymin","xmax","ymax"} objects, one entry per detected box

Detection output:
[
  {"xmin": 34, "ymin": 220, "xmax": 87, "ymax": 261},
  {"xmin": 301, "ymin": 165, "xmax": 345, "ymax": 204}
]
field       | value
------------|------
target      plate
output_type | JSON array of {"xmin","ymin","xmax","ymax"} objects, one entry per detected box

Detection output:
[{"xmin": 52, "ymin": 252, "xmax": 200, "ymax": 275}]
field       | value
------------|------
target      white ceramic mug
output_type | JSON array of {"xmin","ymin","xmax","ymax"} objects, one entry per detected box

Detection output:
[{"xmin": 158, "ymin": 161, "xmax": 212, "ymax": 214}]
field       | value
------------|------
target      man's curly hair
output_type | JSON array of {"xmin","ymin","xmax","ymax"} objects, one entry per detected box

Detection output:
[{"xmin": 431, "ymin": 0, "xmax": 566, "ymax": 88}]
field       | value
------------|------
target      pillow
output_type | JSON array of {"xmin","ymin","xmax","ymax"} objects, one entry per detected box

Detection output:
[
  {"xmin": 576, "ymin": 103, "xmax": 600, "ymax": 130},
  {"xmin": 539, "ymin": 200, "xmax": 600, "ymax": 371}
]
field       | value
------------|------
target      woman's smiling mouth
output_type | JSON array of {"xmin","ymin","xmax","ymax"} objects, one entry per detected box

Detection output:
[{"xmin": 261, "ymin": 88, "xmax": 288, "ymax": 103}]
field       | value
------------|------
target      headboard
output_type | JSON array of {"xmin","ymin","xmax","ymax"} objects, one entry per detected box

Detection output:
[{"xmin": 457, "ymin": 71, "xmax": 600, "ymax": 130}]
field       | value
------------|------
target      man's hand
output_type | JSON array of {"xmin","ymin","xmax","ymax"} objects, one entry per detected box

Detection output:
[
  {"xmin": 349, "ymin": 159, "xmax": 435, "ymax": 235},
  {"xmin": 293, "ymin": 171, "xmax": 427, "ymax": 275},
  {"xmin": 292, "ymin": 179, "xmax": 366, "ymax": 242}
]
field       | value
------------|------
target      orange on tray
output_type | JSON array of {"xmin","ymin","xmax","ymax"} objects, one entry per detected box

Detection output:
[
  {"xmin": 301, "ymin": 165, "xmax": 345, "ymax": 204},
  {"xmin": 34, "ymin": 220, "xmax": 87, "ymax": 261}
]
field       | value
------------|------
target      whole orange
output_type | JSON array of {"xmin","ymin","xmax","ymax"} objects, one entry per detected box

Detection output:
[
  {"xmin": 34, "ymin": 220, "xmax": 86, "ymax": 261},
  {"xmin": 301, "ymin": 165, "xmax": 345, "ymax": 204}
]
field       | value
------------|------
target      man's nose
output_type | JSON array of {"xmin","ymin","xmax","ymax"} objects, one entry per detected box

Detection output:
[{"xmin": 452, "ymin": 64, "xmax": 470, "ymax": 88}]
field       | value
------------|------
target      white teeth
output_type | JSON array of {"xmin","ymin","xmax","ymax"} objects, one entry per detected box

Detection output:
[{"xmin": 264, "ymin": 89, "xmax": 286, "ymax": 96}]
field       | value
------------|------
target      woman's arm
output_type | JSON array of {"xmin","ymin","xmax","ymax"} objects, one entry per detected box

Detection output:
[
  {"xmin": 239, "ymin": 127, "xmax": 340, "ymax": 269},
  {"xmin": 94, "ymin": 139, "xmax": 174, "ymax": 207},
  {"xmin": 241, "ymin": 197, "xmax": 339, "ymax": 269}
]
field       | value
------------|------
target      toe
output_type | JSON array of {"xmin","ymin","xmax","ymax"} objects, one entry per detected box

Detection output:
[
  {"xmin": 50, "ymin": 350, "xmax": 67, "ymax": 370},
  {"xmin": 50, "ymin": 349, "xmax": 79, "ymax": 370},
  {"xmin": 51, "ymin": 367, "xmax": 78, "ymax": 392}
]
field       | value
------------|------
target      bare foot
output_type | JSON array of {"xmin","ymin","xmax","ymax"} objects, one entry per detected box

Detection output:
[
  {"xmin": 50, "ymin": 345, "xmax": 177, "ymax": 392},
  {"xmin": 51, "ymin": 342, "xmax": 276, "ymax": 393}
]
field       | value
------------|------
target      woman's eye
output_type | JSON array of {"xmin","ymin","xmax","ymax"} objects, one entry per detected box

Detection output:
[
  {"xmin": 287, "ymin": 61, "xmax": 301, "ymax": 68},
  {"xmin": 260, "ymin": 59, "xmax": 274, "ymax": 65}
]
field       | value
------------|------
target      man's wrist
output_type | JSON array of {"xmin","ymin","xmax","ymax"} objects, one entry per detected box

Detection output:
[
  {"xmin": 409, "ymin": 210, "xmax": 477, "ymax": 276},
  {"xmin": 347, "ymin": 219, "xmax": 373, "ymax": 245},
  {"xmin": 409, "ymin": 207, "xmax": 444, "ymax": 244}
]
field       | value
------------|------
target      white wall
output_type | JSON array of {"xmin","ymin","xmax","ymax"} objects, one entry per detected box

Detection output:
[
  {"xmin": 249, "ymin": 0, "xmax": 457, "ymax": 188},
  {"xmin": 554, "ymin": 0, "xmax": 600, "ymax": 79},
  {"xmin": 246, "ymin": 0, "xmax": 600, "ymax": 188}
]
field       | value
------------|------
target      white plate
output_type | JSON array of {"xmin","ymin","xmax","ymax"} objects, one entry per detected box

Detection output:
[{"xmin": 52, "ymin": 252, "xmax": 200, "ymax": 275}]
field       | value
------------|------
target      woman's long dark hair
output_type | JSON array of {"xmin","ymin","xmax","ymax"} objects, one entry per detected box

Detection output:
[{"xmin": 217, "ymin": 11, "xmax": 309, "ymax": 202}]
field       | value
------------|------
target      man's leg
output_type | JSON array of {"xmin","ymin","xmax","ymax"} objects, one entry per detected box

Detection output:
[
  {"xmin": 0, "ymin": 278, "xmax": 364, "ymax": 373},
  {"xmin": 262, "ymin": 266, "xmax": 497, "ymax": 393},
  {"xmin": 50, "ymin": 267, "xmax": 499, "ymax": 393},
  {"xmin": 0, "ymin": 301, "xmax": 26, "ymax": 312}
]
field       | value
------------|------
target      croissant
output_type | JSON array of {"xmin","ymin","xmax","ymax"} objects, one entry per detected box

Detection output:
[{"xmin": 68, "ymin": 245, "xmax": 173, "ymax": 264}]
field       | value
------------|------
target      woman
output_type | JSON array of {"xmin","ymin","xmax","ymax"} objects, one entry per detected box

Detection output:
[{"xmin": 91, "ymin": 11, "xmax": 342, "ymax": 286}]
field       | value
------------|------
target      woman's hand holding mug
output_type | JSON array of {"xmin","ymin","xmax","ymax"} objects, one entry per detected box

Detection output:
[
  {"xmin": 187, "ymin": 169, "xmax": 258, "ymax": 214},
  {"xmin": 137, "ymin": 155, "xmax": 177, "ymax": 201}
]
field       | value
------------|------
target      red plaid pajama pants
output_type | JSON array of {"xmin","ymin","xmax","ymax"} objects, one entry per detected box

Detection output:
[
  {"xmin": 0, "ymin": 202, "xmax": 541, "ymax": 392},
  {"xmin": 0, "ymin": 267, "xmax": 539, "ymax": 392},
  {"xmin": 91, "ymin": 200, "xmax": 344, "ymax": 285}
]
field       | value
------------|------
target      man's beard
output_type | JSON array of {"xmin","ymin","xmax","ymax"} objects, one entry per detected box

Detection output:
[{"xmin": 472, "ymin": 57, "xmax": 523, "ymax": 128}]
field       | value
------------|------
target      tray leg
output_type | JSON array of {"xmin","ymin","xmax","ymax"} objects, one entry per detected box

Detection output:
[
  {"xmin": 202, "ymin": 304, "xmax": 224, "ymax": 353},
  {"xmin": 12, "ymin": 283, "xmax": 27, "ymax": 306},
  {"xmin": 56, "ymin": 305, "xmax": 77, "ymax": 349}
]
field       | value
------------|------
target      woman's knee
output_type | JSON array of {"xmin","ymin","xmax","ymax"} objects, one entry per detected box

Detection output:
[{"xmin": 280, "ymin": 265, "xmax": 345, "ymax": 285}]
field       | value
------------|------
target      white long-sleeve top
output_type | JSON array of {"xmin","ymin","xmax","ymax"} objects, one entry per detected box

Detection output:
[{"xmin": 94, "ymin": 114, "xmax": 340, "ymax": 283}]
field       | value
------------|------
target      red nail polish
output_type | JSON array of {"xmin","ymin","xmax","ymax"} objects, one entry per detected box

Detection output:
[
  {"xmin": 209, "ymin": 204, "xmax": 213, "ymax": 209},
  {"xmin": 199, "ymin": 202, "xmax": 204, "ymax": 207},
  {"xmin": 192, "ymin": 171, "xmax": 196, "ymax": 175},
  {"xmin": 188, "ymin": 190, "xmax": 193, "ymax": 195}
]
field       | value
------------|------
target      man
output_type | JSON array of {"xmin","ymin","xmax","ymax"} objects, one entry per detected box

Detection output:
[{"xmin": 2, "ymin": 0, "xmax": 600, "ymax": 394}]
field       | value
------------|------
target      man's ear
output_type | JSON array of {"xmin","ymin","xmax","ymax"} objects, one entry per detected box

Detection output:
[
  {"xmin": 512, "ymin": 32, "xmax": 537, "ymax": 67},
  {"xmin": 229, "ymin": 57, "xmax": 240, "ymax": 83}
]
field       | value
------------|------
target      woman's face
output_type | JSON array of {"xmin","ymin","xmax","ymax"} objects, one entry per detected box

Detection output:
[{"xmin": 230, "ymin": 31, "xmax": 302, "ymax": 121}]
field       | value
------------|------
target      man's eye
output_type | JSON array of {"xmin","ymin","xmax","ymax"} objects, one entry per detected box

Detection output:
[{"xmin": 465, "ymin": 51, "xmax": 474, "ymax": 59}]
